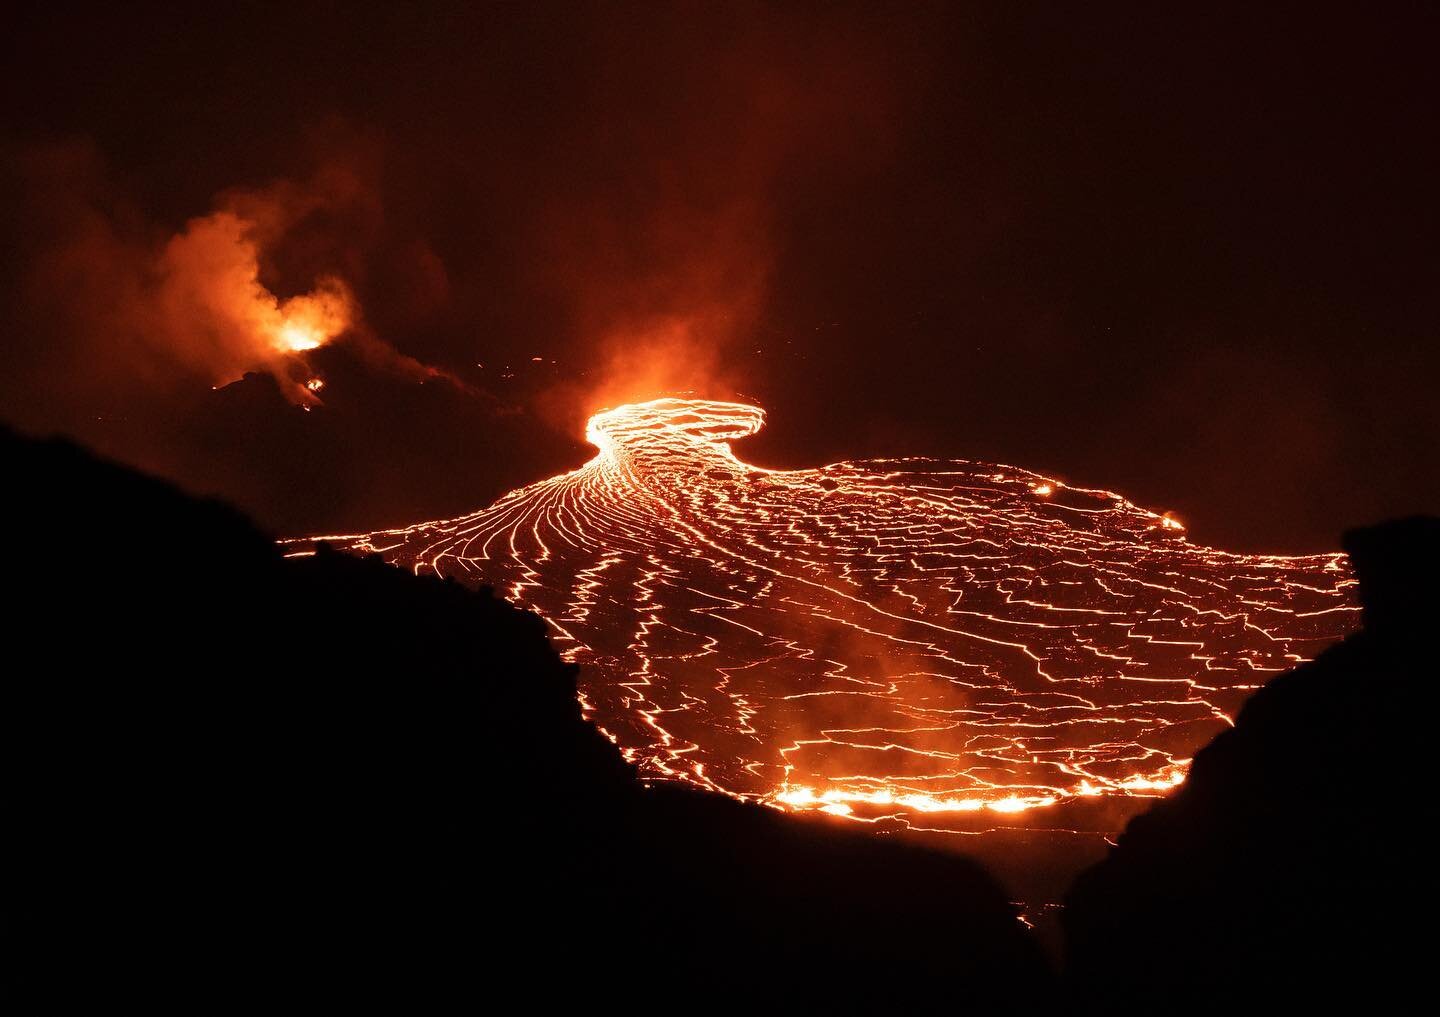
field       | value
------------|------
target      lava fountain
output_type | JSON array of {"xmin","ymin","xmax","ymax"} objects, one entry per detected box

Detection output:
[{"xmin": 300, "ymin": 398, "xmax": 1356, "ymax": 833}]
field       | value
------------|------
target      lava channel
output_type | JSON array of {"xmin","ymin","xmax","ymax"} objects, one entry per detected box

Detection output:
[{"xmin": 299, "ymin": 398, "xmax": 1358, "ymax": 833}]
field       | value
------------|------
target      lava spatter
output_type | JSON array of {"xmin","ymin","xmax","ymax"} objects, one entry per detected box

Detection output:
[{"xmin": 303, "ymin": 398, "xmax": 1357, "ymax": 832}]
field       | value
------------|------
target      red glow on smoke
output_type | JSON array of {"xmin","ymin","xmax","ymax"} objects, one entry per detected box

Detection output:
[{"xmin": 154, "ymin": 210, "xmax": 354, "ymax": 402}]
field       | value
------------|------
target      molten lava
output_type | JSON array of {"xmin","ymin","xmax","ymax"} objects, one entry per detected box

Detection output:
[{"xmin": 307, "ymin": 398, "xmax": 1357, "ymax": 832}]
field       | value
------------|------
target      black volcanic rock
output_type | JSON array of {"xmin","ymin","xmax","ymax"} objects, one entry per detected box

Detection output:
[
  {"xmin": 1063, "ymin": 516, "xmax": 1439, "ymax": 1011},
  {"xmin": 2, "ymin": 425, "xmax": 1052, "ymax": 1013},
  {"xmin": 1343, "ymin": 516, "xmax": 1440, "ymax": 641},
  {"xmin": 35, "ymin": 344, "xmax": 592, "ymax": 542}
]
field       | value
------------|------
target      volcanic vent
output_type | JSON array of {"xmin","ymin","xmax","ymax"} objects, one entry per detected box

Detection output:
[{"xmin": 308, "ymin": 398, "xmax": 1357, "ymax": 831}]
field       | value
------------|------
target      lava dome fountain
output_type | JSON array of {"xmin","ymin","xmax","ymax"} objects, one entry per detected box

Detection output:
[{"xmin": 301, "ymin": 398, "xmax": 1357, "ymax": 834}]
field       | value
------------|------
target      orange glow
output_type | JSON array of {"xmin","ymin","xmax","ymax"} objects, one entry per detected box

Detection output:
[
  {"xmin": 279, "ymin": 324, "xmax": 321, "ymax": 352},
  {"xmin": 148, "ymin": 209, "xmax": 356, "ymax": 402},
  {"xmin": 1116, "ymin": 770, "xmax": 1187, "ymax": 792},
  {"xmin": 272, "ymin": 277, "xmax": 353, "ymax": 354},
  {"xmin": 302, "ymin": 398, "xmax": 1358, "ymax": 834}
]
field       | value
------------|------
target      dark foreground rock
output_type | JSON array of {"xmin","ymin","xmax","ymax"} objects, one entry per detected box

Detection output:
[
  {"xmin": 1064, "ymin": 516, "xmax": 1438, "ymax": 1011},
  {"xmin": 2, "ymin": 425, "xmax": 1052, "ymax": 1013}
]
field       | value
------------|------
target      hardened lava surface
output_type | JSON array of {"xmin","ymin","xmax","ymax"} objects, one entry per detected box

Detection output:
[{"xmin": 304, "ymin": 399, "xmax": 1357, "ymax": 833}]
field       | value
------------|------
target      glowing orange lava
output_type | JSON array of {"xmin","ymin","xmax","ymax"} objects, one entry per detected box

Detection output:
[{"xmin": 303, "ymin": 398, "xmax": 1358, "ymax": 832}]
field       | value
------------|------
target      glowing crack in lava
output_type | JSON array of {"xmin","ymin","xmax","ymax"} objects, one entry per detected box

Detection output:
[{"xmin": 308, "ymin": 399, "xmax": 1357, "ymax": 832}]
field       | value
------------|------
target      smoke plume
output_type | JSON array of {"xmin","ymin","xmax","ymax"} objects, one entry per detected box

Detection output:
[
  {"xmin": 523, "ymin": 9, "xmax": 910, "ymax": 427},
  {"xmin": 3, "ymin": 141, "xmax": 437, "ymax": 419},
  {"xmin": 149, "ymin": 209, "xmax": 355, "ymax": 402}
]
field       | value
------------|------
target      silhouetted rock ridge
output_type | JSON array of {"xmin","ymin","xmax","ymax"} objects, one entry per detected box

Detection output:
[
  {"xmin": 2, "ymin": 425, "xmax": 1052, "ymax": 1013},
  {"xmin": 1064, "ymin": 516, "xmax": 1438, "ymax": 1011}
]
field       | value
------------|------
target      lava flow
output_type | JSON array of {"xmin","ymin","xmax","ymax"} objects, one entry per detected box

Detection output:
[{"xmin": 302, "ymin": 398, "xmax": 1357, "ymax": 833}]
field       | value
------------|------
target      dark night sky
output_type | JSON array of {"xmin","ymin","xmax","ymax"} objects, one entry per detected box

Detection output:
[{"xmin": 3, "ymin": 1, "xmax": 1436, "ymax": 552}]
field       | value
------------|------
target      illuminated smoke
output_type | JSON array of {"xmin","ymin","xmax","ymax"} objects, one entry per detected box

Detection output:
[
  {"xmin": 152, "ymin": 209, "xmax": 355, "ymax": 402},
  {"xmin": 4, "ymin": 144, "xmax": 449, "ymax": 415},
  {"xmin": 307, "ymin": 398, "xmax": 1358, "ymax": 835},
  {"xmin": 530, "ymin": 184, "xmax": 775, "ymax": 429},
  {"xmin": 526, "ymin": 13, "xmax": 909, "ymax": 426}
]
